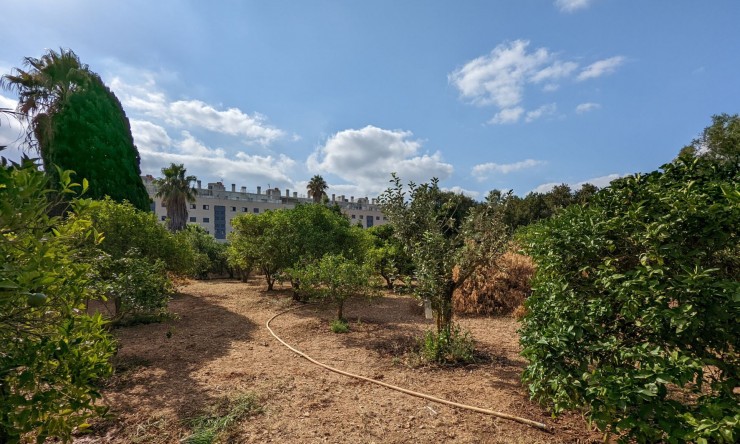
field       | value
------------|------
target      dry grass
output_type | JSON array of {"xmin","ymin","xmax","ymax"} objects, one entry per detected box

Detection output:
[{"xmin": 453, "ymin": 251, "xmax": 535, "ymax": 316}]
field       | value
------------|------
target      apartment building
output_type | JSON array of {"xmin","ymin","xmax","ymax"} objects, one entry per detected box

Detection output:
[{"xmin": 142, "ymin": 176, "xmax": 387, "ymax": 240}]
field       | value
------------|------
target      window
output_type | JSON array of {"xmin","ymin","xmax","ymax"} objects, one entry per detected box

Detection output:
[
  {"xmin": 231, "ymin": 206, "xmax": 236, "ymax": 212},
  {"xmin": 189, "ymin": 217, "xmax": 196, "ymax": 222},
  {"xmin": 351, "ymin": 214, "xmax": 356, "ymax": 219},
  {"xmin": 359, "ymin": 214, "xmax": 364, "ymax": 219},
  {"xmin": 190, "ymin": 204, "xmax": 196, "ymax": 209},
  {"xmin": 160, "ymin": 216, "xmax": 166, "ymax": 221},
  {"xmin": 253, "ymin": 208, "xmax": 259, "ymax": 213},
  {"xmin": 242, "ymin": 207, "xmax": 248, "ymax": 212},
  {"xmin": 203, "ymin": 217, "xmax": 210, "ymax": 223},
  {"xmin": 376, "ymin": 216, "xmax": 380, "ymax": 220},
  {"xmin": 203, "ymin": 204, "xmax": 209, "ymax": 210}
]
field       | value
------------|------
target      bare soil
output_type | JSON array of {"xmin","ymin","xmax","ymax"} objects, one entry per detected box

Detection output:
[{"xmin": 77, "ymin": 278, "xmax": 600, "ymax": 443}]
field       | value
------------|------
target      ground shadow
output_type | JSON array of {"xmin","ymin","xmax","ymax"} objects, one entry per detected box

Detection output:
[{"xmin": 87, "ymin": 288, "xmax": 257, "ymax": 438}]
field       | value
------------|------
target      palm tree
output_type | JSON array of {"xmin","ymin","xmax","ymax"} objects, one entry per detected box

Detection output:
[
  {"xmin": 306, "ymin": 174, "xmax": 328, "ymax": 203},
  {"xmin": 154, "ymin": 164, "xmax": 197, "ymax": 232},
  {"xmin": 1, "ymin": 48, "xmax": 90, "ymax": 151}
]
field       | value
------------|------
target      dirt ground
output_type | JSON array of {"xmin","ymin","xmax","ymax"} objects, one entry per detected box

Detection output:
[{"xmin": 77, "ymin": 278, "xmax": 601, "ymax": 443}]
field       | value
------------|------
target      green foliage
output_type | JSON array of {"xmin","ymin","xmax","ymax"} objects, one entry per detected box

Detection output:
[
  {"xmin": 229, "ymin": 203, "xmax": 369, "ymax": 292},
  {"xmin": 91, "ymin": 197, "xmax": 195, "ymax": 275},
  {"xmin": 177, "ymin": 225, "xmax": 229, "ymax": 279},
  {"xmin": 40, "ymin": 72, "xmax": 150, "ymax": 211},
  {"xmin": 419, "ymin": 323, "xmax": 476, "ymax": 365},
  {"xmin": 367, "ymin": 224, "xmax": 413, "ymax": 289},
  {"xmin": 97, "ymin": 255, "xmax": 174, "ymax": 322},
  {"xmin": 306, "ymin": 174, "xmax": 328, "ymax": 203},
  {"xmin": 88, "ymin": 198, "xmax": 194, "ymax": 322},
  {"xmin": 154, "ymin": 163, "xmax": 197, "ymax": 232},
  {"xmin": 0, "ymin": 157, "xmax": 115, "ymax": 442},
  {"xmin": 519, "ymin": 154, "xmax": 739, "ymax": 443},
  {"xmin": 183, "ymin": 393, "xmax": 262, "ymax": 444},
  {"xmin": 680, "ymin": 113, "xmax": 740, "ymax": 166},
  {"xmin": 379, "ymin": 175, "xmax": 509, "ymax": 335},
  {"xmin": 287, "ymin": 254, "xmax": 376, "ymax": 321},
  {"xmin": 330, "ymin": 319, "xmax": 350, "ymax": 334},
  {"xmin": 486, "ymin": 182, "xmax": 600, "ymax": 231}
]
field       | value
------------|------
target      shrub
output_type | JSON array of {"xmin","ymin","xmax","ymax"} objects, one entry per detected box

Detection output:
[
  {"xmin": 96, "ymin": 254, "xmax": 174, "ymax": 322},
  {"xmin": 0, "ymin": 158, "xmax": 115, "ymax": 442},
  {"xmin": 452, "ymin": 250, "xmax": 534, "ymax": 316},
  {"xmin": 177, "ymin": 225, "xmax": 229, "ymax": 279},
  {"xmin": 330, "ymin": 319, "xmax": 350, "ymax": 334},
  {"xmin": 419, "ymin": 323, "xmax": 476, "ymax": 365},
  {"xmin": 519, "ymin": 154, "xmax": 739, "ymax": 443}
]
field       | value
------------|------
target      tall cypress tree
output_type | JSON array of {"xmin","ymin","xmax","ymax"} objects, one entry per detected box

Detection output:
[
  {"xmin": 41, "ymin": 73, "xmax": 150, "ymax": 211},
  {"xmin": 2, "ymin": 49, "xmax": 150, "ymax": 211}
]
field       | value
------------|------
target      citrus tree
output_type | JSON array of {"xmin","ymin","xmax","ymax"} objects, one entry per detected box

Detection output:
[
  {"xmin": 0, "ymin": 156, "xmax": 115, "ymax": 442},
  {"xmin": 519, "ymin": 152, "xmax": 739, "ymax": 443}
]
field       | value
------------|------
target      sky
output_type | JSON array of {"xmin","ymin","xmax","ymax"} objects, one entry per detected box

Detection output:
[{"xmin": 1, "ymin": 0, "xmax": 738, "ymax": 199}]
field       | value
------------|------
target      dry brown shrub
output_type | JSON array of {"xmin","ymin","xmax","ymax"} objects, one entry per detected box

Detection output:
[{"xmin": 453, "ymin": 250, "xmax": 535, "ymax": 316}]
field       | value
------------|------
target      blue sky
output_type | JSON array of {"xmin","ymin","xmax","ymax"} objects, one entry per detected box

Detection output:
[{"xmin": 1, "ymin": 0, "xmax": 738, "ymax": 199}]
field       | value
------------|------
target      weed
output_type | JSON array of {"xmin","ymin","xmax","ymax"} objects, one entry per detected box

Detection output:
[
  {"xmin": 183, "ymin": 393, "xmax": 262, "ymax": 444},
  {"xmin": 330, "ymin": 319, "xmax": 350, "ymax": 334},
  {"xmin": 418, "ymin": 323, "xmax": 476, "ymax": 365}
]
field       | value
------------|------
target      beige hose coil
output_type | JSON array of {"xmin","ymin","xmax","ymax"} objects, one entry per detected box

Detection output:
[{"xmin": 266, "ymin": 305, "xmax": 553, "ymax": 433}]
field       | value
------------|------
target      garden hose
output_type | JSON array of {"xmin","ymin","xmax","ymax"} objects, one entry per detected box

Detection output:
[{"xmin": 266, "ymin": 305, "xmax": 553, "ymax": 433}]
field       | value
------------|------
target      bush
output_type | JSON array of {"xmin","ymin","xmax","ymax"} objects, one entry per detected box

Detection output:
[
  {"xmin": 452, "ymin": 250, "xmax": 534, "ymax": 316},
  {"xmin": 519, "ymin": 154, "xmax": 739, "ymax": 443},
  {"xmin": 419, "ymin": 323, "xmax": 476, "ymax": 365},
  {"xmin": 0, "ymin": 158, "xmax": 115, "ymax": 442},
  {"xmin": 91, "ymin": 197, "xmax": 195, "ymax": 275},
  {"xmin": 330, "ymin": 319, "xmax": 350, "ymax": 334},
  {"xmin": 97, "ymin": 254, "xmax": 174, "ymax": 322},
  {"xmin": 177, "ymin": 225, "xmax": 229, "ymax": 279}
]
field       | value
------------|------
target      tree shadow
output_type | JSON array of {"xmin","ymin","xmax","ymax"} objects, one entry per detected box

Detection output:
[{"xmin": 87, "ymin": 289, "xmax": 257, "ymax": 438}]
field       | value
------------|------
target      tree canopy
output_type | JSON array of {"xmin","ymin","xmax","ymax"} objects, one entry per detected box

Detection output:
[
  {"xmin": 306, "ymin": 174, "xmax": 328, "ymax": 203},
  {"xmin": 2, "ymin": 48, "xmax": 150, "ymax": 211},
  {"xmin": 154, "ymin": 163, "xmax": 197, "ymax": 231}
]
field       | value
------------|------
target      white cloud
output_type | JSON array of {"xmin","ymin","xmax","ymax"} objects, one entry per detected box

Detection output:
[
  {"xmin": 449, "ymin": 40, "xmax": 552, "ymax": 109},
  {"xmin": 0, "ymin": 94, "xmax": 27, "ymax": 159},
  {"xmin": 577, "ymin": 56, "xmax": 625, "ymax": 81},
  {"xmin": 489, "ymin": 107, "xmax": 524, "ymax": 125},
  {"xmin": 555, "ymin": 0, "xmax": 596, "ymax": 13},
  {"xmin": 525, "ymin": 103, "xmax": 557, "ymax": 122},
  {"xmin": 472, "ymin": 159, "xmax": 545, "ymax": 181},
  {"xmin": 530, "ymin": 61, "xmax": 578, "ymax": 83},
  {"xmin": 130, "ymin": 119, "xmax": 172, "ymax": 151},
  {"xmin": 308, "ymin": 125, "xmax": 454, "ymax": 196},
  {"xmin": 110, "ymin": 76, "xmax": 284, "ymax": 146},
  {"xmin": 531, "ymin": 173, "xmax": 622, "ymax": 193},
  {"xmin": 575, "ymin": 102, "xmax": 601, "ymax": 114},
  {"xmin": 442, "ymin": 186, "xmax": 480, "ymax": 199},
  {"xmin": 451, "ymin": 40, "xmax": 622, "ymax": 124},
  {"xmin": 136, "ymin": 130, "xmax": 297, "ymax": 190}
]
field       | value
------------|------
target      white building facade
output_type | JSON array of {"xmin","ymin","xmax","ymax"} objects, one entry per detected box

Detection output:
[{"xmin": 142, "ymin": 176, "xmax": 387, "ymax": 240}]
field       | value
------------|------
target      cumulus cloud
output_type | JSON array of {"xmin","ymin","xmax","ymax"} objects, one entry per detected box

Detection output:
[
  {"xmin": 110, "ymin": 76, "xmax": 284, "ymax": 146},
  {"xmin": 525, "ymin": 103, "xmax": 557, "ymax": 122},
  {"xmin": 472, "ymin": 159, "xmax": 545, "ymax": 181},
  {"xmin": 104, "ymin": 67, "xmax": 298, "ymax": 190},
  {"xmin": 532, "ymin": 173, "xmax": 622, "ymax": 193},
  {"xmin": 577, "ymin": 56, "xmax": 625, "ymax": 81},
  {"xmin": 575, "ymin": 102, "xmax": 601, "ymax": 114},
  {"xmin": 308, "ymin": 125, "xmax": 454, "ymax": 196},
  {"xmin": 449, "ymin": 40, "xmax": 552, "ymax": 109},
  {"xmin": 450, "ymin": 40, "xmax": 623, "ymax": 124},
  {"xmin": 555, "ymin": 0, "xmax": 596, "ymax": 13}
]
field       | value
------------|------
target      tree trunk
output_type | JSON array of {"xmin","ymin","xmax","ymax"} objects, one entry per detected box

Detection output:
[
  {"xmin": 382, "ymin": 272, "xmax": 394, "ymax": 289},
  {"xmin": 337, "ymin": 299, "xmax": 345, "ymax": 321},
  {"xmin": 435, "ymin": 280, "xmax": 456, "ymax": 334}
]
